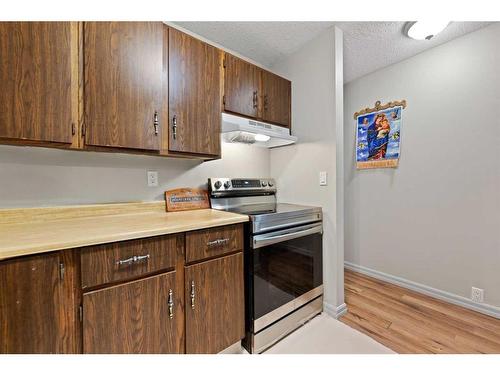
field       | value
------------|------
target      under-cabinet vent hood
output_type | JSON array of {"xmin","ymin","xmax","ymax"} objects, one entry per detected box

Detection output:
[{"xmin": 221, "ymin": 113, "xmax": 297, "ymax": 148}]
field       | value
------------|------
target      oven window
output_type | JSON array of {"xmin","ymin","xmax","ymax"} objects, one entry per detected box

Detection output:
[{"xmin": 252, "ymin": 232, "xmax": 322, "ymax": 320}]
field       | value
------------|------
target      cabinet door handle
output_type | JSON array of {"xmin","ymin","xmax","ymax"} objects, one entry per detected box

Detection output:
[
  {"xmin": 207, "ymin": 238, "xmax": 230, "ymax": 247},
  {"xmin": 116, "ymin": 254, "xmax": 150, "ymax": 266},
  {"xmin": 168, "ymin": 289, "xmax": 174, "ymax": 319},
  {"xmin": 264, "ymin": 95, "xmax": 268, "ymax": 111},
  {"xmin": 190, "ymin": 281, "xmax": 195, "ymax": 310},
  {"xmin": 153, "ymin": 111, "xmax": 159, "ymax": 135},
  {"xmin": 59, "ymin": 262, "xmax": 65, "ymax": 281},
  {"xmin": 253, "ymin": 91, "xmax": 258, "ymax": 109},
  {"xmin": 172, "ymin": 115, "xmax": 177, "ymax": 140}
]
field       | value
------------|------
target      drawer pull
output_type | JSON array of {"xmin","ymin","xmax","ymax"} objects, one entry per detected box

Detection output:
[
  {"xmin": 190, "ymin": 281, "xmax": 195, "ymax": 310},
  {"xmin": 115, "ymin": 254, "xmax": 150, "ymax": 266},
  {"xmin": 207, "ymin": 238, "xmax": 230, "ymax": 247},
  {"xmin": 168, "ymin": 289, "xmax": 174, "ymax": 319},
  {"xmin": 172, "ymin": 115, "xmax": 177, "ymax": 140}
]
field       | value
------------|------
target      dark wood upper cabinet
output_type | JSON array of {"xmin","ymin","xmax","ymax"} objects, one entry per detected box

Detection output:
[
  {"xmin": 168, "ymin": 28, "xmax": 221, "ymax": 156},
  {"xmin": 82, "ymin": 271, "xmax": 183, "ymax": 354},
  {"xmin": 223, "ymin": 53, "xmax": 261, "ymax": 119},
  {"xmin": 84, "ymin": 22, "xmax": 163, "ymax": 151},
  {"xmin": 223, "ymin": 53, "xmax": 291, "ymax": 128},
  {"xmin": 0, "ymin": 22, "xmax": 77, "ymax": 144},
  {"xmin": 185, "ymin": 252, "xmax": 244, "ymax": 354},
  {"xmin": 0, "ymin": 251, "xmax": 79, "ymax": 353},
  {"xmin": 261, "ymin": 70, "xmax": 291, "ymax": 128}
]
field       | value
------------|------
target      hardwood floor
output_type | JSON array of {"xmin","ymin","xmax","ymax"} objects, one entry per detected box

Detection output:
[{"xmin": 340, "ymin": 269, "xmax": 500, "ymax": 354}]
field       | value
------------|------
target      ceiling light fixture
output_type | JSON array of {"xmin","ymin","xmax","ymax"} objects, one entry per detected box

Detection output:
[
  {"xmin": 254, "ymin": 134, "xmax": 270, "ymax": 142},
  {"xmin": 405, "ymin": 21, "xmax": 450, "ymax": 40}
]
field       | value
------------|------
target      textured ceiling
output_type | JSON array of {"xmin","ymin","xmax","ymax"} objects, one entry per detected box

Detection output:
[
  {"xmin": 174, "ymin": 22, "xmax": 335, "ymax": 67},
  {"xmin": 174, "ymin": 21, "xmax": 493, "ymax": 82},
  {"xmin": 338, "ymin": 22, "xmax": 492, "ymax": 82}
]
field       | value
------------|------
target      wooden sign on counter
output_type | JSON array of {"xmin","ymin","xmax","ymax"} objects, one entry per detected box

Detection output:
[{"xmin": 165, "ymin": 188, "xmax": 210, "ymax": 212}]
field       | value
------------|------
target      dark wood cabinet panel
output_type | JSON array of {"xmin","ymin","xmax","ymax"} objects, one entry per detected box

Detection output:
[
  {"xmin": 0, "ymin": 251, "xmax": 78, "ymax": 353},
  {"xmin": 83, "ymin": 271, "xmax": 183, "ymax": 354},
  {"xmin": 223, "ymin": 53, "xmax": 261, "ymax": 119},
  {"xmin": 186, "ymin": 224, "xmax": 243, "ymax": 263},
  {"xmin": 168, "ymin": 28, "xmax": 221, "ymax": 156},
  {"xmin": 0, "ymin": 22, "xmax": 77, "ymax": 144},
  {"xmin": 262, "ymin": 70, "xmax": 291, "ymax": 128},
  {"xmin": 185, "ymin": 252, "xmax": 244, "ymax": 353},
  {"xmin": 84, "ymin": 22, "xmax": 162, "ymax": 151},
  {"xmin": 80, "ymin": 234, "xmax": 182, "ymax": 289}
]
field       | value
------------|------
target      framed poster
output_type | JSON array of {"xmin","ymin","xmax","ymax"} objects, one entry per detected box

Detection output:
[{"xmin": 354, "ymin": 100, "xmax": 406, "ymax": 169}]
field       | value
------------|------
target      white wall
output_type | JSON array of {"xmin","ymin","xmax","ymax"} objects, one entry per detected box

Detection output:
[
  {"xmin": 270, "ymin": 27, "xmax": 345, "ymax": 314},
  {"xmin": 344, "ymin": 23, "xmax": 500, "ymax": 308},
  {"xmin": 0, "ymin": 142, "xmax": 269, "ymax": 208}
]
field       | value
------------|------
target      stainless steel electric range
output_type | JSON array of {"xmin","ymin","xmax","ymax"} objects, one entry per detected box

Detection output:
[{"xmin": 209, "ymin": 177, "xmax": 323, "ymax": 353}]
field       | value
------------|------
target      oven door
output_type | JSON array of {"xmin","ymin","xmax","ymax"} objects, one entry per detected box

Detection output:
[{"xmin": 250, "ymin": 222, "xmax": 323, "ymax": 332}]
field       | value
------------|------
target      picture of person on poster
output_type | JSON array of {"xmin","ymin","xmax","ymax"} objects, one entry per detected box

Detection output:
[{"xmin": 367, "ymin": 113, "xmax": 391, "ymax": 160}]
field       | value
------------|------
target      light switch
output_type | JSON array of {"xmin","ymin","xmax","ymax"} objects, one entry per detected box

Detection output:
[
  {"xmin": 319, "ymin": 171, "xmax": 328, "ymax": 186},
  {"xmin": 147, "ymin": 171, "xmax": 159, "ymax": 187}
]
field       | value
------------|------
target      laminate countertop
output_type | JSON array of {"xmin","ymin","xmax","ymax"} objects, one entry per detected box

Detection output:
[{"xmin": 0, "ymin": 202, "xmax": 248, "ymax": 261}]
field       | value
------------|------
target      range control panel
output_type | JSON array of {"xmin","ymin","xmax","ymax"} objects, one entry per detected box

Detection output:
[
  {"xmin": 231, "ymin": 179, "xmax": 262, "ymax": 188},
  {"xmin": 209, "ymin": 178, "xmax": 276, "ymax": 193}
]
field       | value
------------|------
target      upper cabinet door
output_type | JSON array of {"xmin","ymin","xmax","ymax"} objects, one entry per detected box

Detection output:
[
  {"xmin": 261, "ymin": 70, "xmax": 291, "ymax": 128},
  {"xmin": 168, "ymin": 28, "xmax": 221, "ymax": 156},
  {"xmin": 84, "ymin": 22, "xmax": 162, "ymax": 151},
  {"xmin": 0, "ymin": 22, "xmax": 76, "ymax": 143},
  {"xmin": 223, "ymin": 53, "xmax": 261, "ymax": 119}
]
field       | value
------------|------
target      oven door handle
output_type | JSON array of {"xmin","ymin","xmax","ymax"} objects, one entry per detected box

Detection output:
[{"xmin": 252, "ymin": 223, "xmax": 323, "ymax": 249}]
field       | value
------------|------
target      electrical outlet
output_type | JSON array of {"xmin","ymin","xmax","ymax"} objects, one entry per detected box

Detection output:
[
  {"xmin": 147, "ymin": 171, "xmax": 159, "ymax": 187},
  {"xmin": 471, "ymin": 287, "xmax": 484, "ymax": 303},
  {"xmin": 319, "ymin": 171, "xmax": 328, "ymax": 186}
]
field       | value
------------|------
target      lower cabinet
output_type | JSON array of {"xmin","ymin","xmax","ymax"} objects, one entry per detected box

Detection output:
[
  {"xmin": 0, "ymin": 223, "xmax": 245, "ymax": 354},
  {"xmin": 185, "ymin": 252, "xmax": 245, "ymax": 354},
  {"xmin": 0, "ymin": 251, "xmax": 79, "ymax": 354},
  {"xmin": 82, "ymin": 271, "xmax": 183, "ymax": 354}
]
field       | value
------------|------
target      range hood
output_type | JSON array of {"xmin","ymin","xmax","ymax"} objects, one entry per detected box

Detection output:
[{"xmin": 221, "ymin": 113, "xmax": 297, "ymax": 148}]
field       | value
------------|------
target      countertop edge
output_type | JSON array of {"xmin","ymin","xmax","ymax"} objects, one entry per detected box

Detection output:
[{"xmin": 0, "ymin": 211, "xmax": 249, "ymax": 262}]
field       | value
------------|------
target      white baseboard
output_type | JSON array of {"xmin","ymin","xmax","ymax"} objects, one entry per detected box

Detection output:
[
  {"xmin": 345, "ymin": 261, "xmax": 500, "ymax": 319},
  {"xmin": 324, "ymin": 301, "xmax": 348, "ymax": 319}
]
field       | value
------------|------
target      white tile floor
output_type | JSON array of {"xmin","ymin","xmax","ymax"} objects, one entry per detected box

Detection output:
[{"xmin": 263, "ymin": 313, "xmax": 394, "ymax": 354}]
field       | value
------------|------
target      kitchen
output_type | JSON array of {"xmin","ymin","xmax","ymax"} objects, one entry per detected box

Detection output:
[
  {"xmin": 0, "ymin": 20, "xmax": 339, "ymax": 355},
  {"xmin": 1, "ymin": 1, "xmax": 499, "ymax": 374}
]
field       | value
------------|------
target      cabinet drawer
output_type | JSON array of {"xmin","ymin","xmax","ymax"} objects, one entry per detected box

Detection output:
[
  {"xmin": 81, "ymin": 234, "xmax": 183, "ymax": 289},
  {"xmin": 186, "ymin": 224, "xmax": 243, "ymax": 263}
]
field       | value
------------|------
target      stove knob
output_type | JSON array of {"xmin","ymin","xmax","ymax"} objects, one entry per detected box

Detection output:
[
  {"xmin": 214, "ymin": 181, "xmax": 222, "ymax": 189},
  {"xmin": 268, "ymin": 181, "xmax": 274, "ymax": 187},
  {"xmin": 261, "ymin": 181, "xmax": 268, "ymax": 187},
  {"xmin": 223, "ymin": 181, "xmax": 231, "ymax": 189}
]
